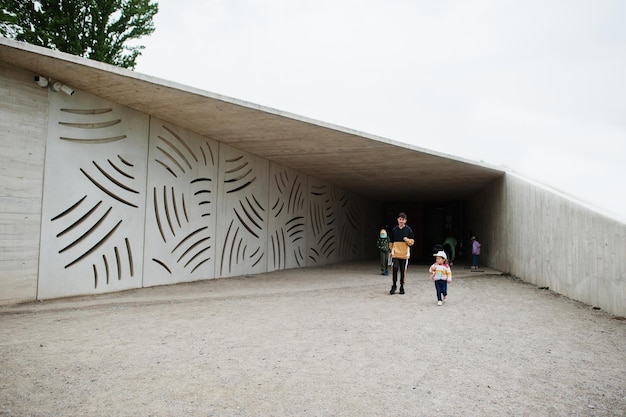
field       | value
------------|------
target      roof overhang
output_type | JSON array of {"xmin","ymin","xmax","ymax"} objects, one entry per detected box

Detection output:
[{"xmin": 1, "ymin": 37, "xmax": 503, "ymax": 202}]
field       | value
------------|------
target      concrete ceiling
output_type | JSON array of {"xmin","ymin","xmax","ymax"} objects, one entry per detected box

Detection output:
[{"xmin": 1, "ymin": 38, "xmax": 504, "ymax": 202}]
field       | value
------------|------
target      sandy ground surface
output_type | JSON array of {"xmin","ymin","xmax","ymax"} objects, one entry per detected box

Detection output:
[{"xmin": 1, "ymin": 261, "xmax": 625, "ymax": 417}]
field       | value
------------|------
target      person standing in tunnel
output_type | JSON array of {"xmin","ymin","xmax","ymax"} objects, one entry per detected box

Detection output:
[
  {"xmin": 389, "ymin": 212, "xmax": 415, "ymax": 295},
  {"xmin": 376, "ymin": 228, "xmax": 391, "ymax": 276},
  {"xmin": 471, "ymin": 236, "xmax": 482, "ymax": 269}
]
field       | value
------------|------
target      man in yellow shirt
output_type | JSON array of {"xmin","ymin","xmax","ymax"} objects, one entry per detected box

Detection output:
[{"xmin": 389, "ymin": 212, "xmax": 415, "ymax": 295}]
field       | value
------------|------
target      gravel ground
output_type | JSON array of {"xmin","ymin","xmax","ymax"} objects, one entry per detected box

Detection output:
[{"xmin": 1, "ymin": 261, "xmax": 625, "ymax": 417}]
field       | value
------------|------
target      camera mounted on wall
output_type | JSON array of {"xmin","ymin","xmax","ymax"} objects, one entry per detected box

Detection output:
[{"xmin": 34, "ymin": 75, "xmax": 74, "ymax": 96}]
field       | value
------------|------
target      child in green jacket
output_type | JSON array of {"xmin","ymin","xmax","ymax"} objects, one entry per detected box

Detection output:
[{"xmin": 377, "ymin": 229, "xmax": 390, "ymax": 275}]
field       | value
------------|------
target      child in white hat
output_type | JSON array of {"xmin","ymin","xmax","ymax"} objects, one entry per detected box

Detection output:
[{"xmin": 429, "ymin": 250, "xmax": 452, "ymax": 305}]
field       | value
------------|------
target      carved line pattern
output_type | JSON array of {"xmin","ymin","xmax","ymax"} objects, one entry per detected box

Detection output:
[
  {"xmin": 225, "ymin": 155, "xmax": 256, "ymax": 193},
  {"xmin": 337, "ymin": 192, "xmax": 360, "ymax": 257},
  {"xmin": 50, "ymin": 106, "xmax": 139, "ymax": 289},
  {"xmin": 64, "ymin": 220, "xmax": 122, "ymax": 269},
  {"xmin": 59, "ymin": 119, "xmax": 121, "ymax": 129},
  {"xmin": 60, "ymin": 135, "xmax": 127, "ymax": 143},
  {"xmin": 58, "ymin": 206, "xmax": 113, "ymax": 254},
  {"xmin": 61, "ymin": 108, "xmax": 113, "ymax": 114},
  {"xmin": 164, "ymin": 186, "xmax": 174, "ymax": 236},
  {"xmin": 59, "ymin": 108, "xmax": 126, "ymax": 142},
  {"xmin": 49, "ymin": 108, "xmax": 365, "ymax": 289},
  {"xmin": 153, "ymin": 185, "xmax": 192, "ymax": 240},
  {"xmin": 222, "ymin": 198, "xmax": 265, "ymax": 273},
  {"xmin": 200, "ymin": 141, "xmax": 215, "ymax": 166},
  {"xmin": 163, "ymin": 125, "xmax": 199, "ymax": 163},
  {"xmin": 152, "ymin": 258, "xmax": 171, "ymax": 273},
  {"xmin": 125, "ymin": 238, "xmax": 134, "ymax": 277},
  {"xmin": 92, "ymin": 229, "xmax": 134, "ymax": 289},
  {"xmin": 80, "ymin": 160, "xmax": 140, "ymax": 208},
  {"xmin": 108, "ymin": 157, "xmax": 135, "ymax": 179},
  {"xmin": 51, "ymin": 195, "xmax": 133, "ymax": 285},
  {"xmin": 220, "ymin": 153, "xmax": 266, "ymax": 274},
  {"xmin": 102, "ymin": 254, "xmax": 109, "ymax": 284},
  {"xmin": 191, "ymin": 178, "xmax": 212, "ymax": 218},
  {"xmin": 308, "ymin": 184, "xmax": 337, "ymax": 264},
  {"xmin": 149, "ymin": 124, "xmax": 216, "ymax": 276},
  {"xmin": 270, "ymin": 170, "xmax": 306, "ymax": 269},
  {"xmin": 154, "ymin": 124, "xmax": 209, "ymax": 179},
  {"xmin": 171, "ymin": 227, "xmax": 212, "ymax": 269}
]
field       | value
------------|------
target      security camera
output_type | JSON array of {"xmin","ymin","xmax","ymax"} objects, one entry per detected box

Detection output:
[
  {"xmin": 60, "ymin": 84, "xmax": 74, "ymax": 96},
  {"xmin": 34, "ymin": 75, "xmax": 48, "ymax": 88},
  {"xmin": 50, "ymin": 82, "xmax": 74, "ymax": 96}
]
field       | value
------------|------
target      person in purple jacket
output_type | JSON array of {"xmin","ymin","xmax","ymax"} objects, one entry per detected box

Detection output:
[{"xmin": 471, "ymin": 236, "xmax": 481, "ymax": 269}]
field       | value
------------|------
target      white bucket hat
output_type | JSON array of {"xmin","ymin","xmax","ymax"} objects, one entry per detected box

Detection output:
[{"xmin": 433, "ymin": 250, "xmax": 447, "ymax": 259}]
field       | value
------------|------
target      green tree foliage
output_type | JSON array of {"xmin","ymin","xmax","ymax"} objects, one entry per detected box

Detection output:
[{"xmin": 0, "ymin": 0, "xmax": 158, "ymax": 69}]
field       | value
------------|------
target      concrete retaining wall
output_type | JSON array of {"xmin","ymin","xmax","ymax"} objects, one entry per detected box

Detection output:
[{"xmin": 469, "ymin": 174, "xmax": 626, "ymax": 317}]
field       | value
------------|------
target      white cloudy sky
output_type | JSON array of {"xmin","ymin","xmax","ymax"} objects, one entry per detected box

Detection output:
[{"xmin": 133, "ymin": 0, "xmax": 626, "ymax": 220}]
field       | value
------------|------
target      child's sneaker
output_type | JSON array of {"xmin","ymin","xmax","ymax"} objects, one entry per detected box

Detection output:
[
  {"xmin": 437, "ymin": 301, "xmax": 442, "ymax": 306},
  {"xmin": 443, "ymin": 296, "xmax": 447, "ymax": 302}
]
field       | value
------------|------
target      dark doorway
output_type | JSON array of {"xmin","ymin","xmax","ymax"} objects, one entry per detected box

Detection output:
[
  {"xmin": 382, "ymin": 201, "xmax": 466, "ymax": 265},
  {"xmin": 422, "ymin": 202, "xmax": 466, "ymax": 265}
]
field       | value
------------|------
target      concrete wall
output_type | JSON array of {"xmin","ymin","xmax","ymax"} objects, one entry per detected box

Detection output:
[
  {"xmin": 468, "ymin": 174, "xmax": 626, "ymax": 317},
  {"xmin": 1, "ymin": 65, "xmax": 379, "ymax": 303},
  {"xmin": 8, "ymin": 60, "xmax": 622, "ymax": 315},
  {"xmin": 0, "ymin": 62, "xmax": 48, "ymax": 303}
]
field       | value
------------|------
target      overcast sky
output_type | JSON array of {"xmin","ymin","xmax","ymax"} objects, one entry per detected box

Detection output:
[{"xmin": 133, "ymin": 0, "xmax": 626, "ymax": 221}]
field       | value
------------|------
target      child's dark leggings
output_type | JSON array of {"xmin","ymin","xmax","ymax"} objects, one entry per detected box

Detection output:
[
  {"xmin": 379, "ymin": 251, "xmax": 389, "ymax": 272},
  {"xmin": 435, "ymin": 280, "xmax": 448, "ymax": 301}
]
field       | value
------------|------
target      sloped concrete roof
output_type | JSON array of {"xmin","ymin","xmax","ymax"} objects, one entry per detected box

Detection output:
[{"xmin": 0, "ymin": 37, "xmax": 503, "ymax": 202}]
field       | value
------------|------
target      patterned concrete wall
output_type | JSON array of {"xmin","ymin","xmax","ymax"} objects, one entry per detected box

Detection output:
[
  {"xmin": 468, "ymin": 174, "xmax": 626, "ymax": 317},
  {"xmin": 215, "ymin": 144, "xmax": 270, "ymax": 278},
  {"xmin": 8, "ymin": 64, "xmax": 623, "ymax": 317},
  {"xmin": 307, "ymin": 178, "xmax": 339, "ymax": 266},
  {"xmin": 267, "ymin": 164, "xmax": 308, "ymax": 271},
  {"xmin": 143, "ymin": 120, "xmax": 219, "ymax": 286},
  {"xmin": 38, "ymin": 90, "xmax": 149, "ymax": 299},
  {"xmin": 337, "ymin": 191, "xmax": 370, "ymax": 262},
  {"xmin": 0, "ymin": 73, "xmax": 377, "ymax": 302}
]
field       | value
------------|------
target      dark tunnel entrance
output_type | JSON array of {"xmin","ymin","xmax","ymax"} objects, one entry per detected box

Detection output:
[{"xmin": 380, "ymin": 201, "xmax": 469, "ymax": 266}]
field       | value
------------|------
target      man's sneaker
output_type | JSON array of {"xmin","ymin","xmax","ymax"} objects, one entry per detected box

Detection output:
[
  {"xmin": 437, "ymin": 301, "xmax": 443, "ymax": 306},
  {"xmin": 399, "ymin": 287, "xmax": 405, "ymax": 294},
  {"xmin": 389, "ymin": 285, "xmax": 397, "ymax": 294}
]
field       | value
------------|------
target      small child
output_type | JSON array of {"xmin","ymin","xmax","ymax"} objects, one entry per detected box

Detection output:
[
  {"xmin": 376, "ymin": 229, "xmax": 390, "ymax": 275},
  {"xmin": 429, "ymin": 250, "xmax": 452, "ymax": 306}
]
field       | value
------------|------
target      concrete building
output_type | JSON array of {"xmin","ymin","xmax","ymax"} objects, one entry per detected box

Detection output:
[{"xmin": 1, "ymin": 38, "xmax": 624, "ymax": 316}]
